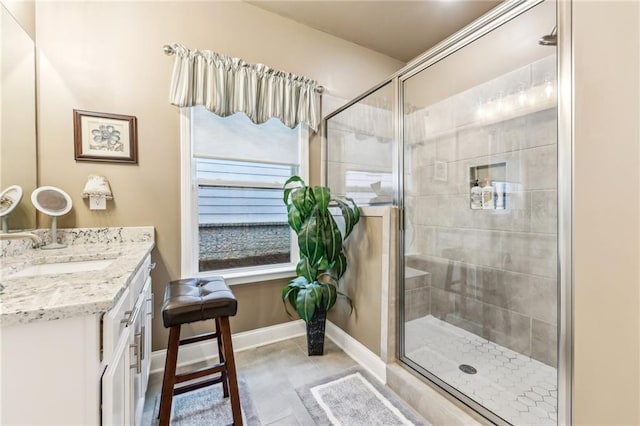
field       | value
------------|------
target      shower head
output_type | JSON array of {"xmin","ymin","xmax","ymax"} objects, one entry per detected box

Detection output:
[{"xmin": 539, "ymin": 26, "xmax": 557, "ymax": 46}]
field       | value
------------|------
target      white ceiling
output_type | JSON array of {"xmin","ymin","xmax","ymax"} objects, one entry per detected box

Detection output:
[{"xmin": 247, "ymin": 1, "xmax": 502, "ymax": 62}]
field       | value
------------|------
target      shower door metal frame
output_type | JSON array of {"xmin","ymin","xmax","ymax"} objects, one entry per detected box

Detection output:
[
  {"xmin": 394, "ymin": 0, "xmax": 573, "ymax": 424},
  {"xmin": 321, "ymin": 0, "xmax": 573, "ymax": 423},
  {"xmin": 556, "ymin": 1, "xmax": 573, "ymax": 425}
]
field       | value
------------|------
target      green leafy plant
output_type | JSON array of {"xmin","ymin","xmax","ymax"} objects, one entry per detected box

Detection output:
[{"xmin": 281, "ymin": 176, "xmax": 360, "ymax": 322}]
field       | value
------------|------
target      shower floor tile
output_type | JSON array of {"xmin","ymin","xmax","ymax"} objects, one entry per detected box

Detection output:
[{"xmin": 405, "ymin": 315, "xmax": 557, "ymax": 425}]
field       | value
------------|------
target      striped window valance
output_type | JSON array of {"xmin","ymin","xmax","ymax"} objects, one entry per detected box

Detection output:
[{"xmin": 168, "ymin": 43, "xmax": 320, "ymax": 132}]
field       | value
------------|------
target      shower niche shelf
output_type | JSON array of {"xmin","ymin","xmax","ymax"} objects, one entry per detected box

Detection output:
[{"xmin": 469, "ymin": 162, "xmax": 508, "ymax": 210}]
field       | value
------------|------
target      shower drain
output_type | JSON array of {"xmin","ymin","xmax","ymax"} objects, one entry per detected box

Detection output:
[{"xmin": 458, "ymin": 364, "xmax": 477, "ymax": 374}]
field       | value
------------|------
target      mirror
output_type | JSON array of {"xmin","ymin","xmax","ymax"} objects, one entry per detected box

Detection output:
[
  {"xmin": 0, "ymin": 4, "xmax": 37, "ymax": 231},
  {"xmin": 0, "ymin": 185, "xmax": 23, "ymax": 232},
  {"xmin": 31, "ymin": 186, "xmax": 72, "ymax": 249},
  {"xmin": 32, "ymin": 186, "xmax": 72, "ymax": 217}
]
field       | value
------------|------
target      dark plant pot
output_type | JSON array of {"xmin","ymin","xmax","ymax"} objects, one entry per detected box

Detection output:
[{"xmin": 306, "ymin": 306, "xmax": 327, "ymax": 356}]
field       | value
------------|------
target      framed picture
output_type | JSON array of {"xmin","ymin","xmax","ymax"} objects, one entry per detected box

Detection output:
[{"xmin": 73, "ymin": 110, "xmax": 138, "ymax": 163}]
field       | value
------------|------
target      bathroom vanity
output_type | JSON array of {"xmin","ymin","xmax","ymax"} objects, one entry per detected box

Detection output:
[{"xmin": 0, "ymin": 227, "xmax": 155, "ymax": 425}]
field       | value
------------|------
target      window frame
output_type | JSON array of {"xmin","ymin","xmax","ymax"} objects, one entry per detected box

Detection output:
[{"xmin": 180, "ymin": 108, "xmax": 309, "ymax": 285}]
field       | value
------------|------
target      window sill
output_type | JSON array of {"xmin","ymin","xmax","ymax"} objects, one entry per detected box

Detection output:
[{"xmin": 193, "ymin": 263, "xmax": 297, "ymax": 286}]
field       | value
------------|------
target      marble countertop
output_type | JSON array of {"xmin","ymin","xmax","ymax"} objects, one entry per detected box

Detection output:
[{"xmin": 0, "ymin": 227, "xmax": 154, "ymax": 327}]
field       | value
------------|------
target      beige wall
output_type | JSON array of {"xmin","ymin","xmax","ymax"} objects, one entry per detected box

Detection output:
[
  {"xmin": 34, "ymin": 1, "xmax": 403, "ymax": 350},
  {"xmin": 1, "ymin": 0, "xmax": 35, "ymax": 39},
  {"xmin": 573, "ymin": 1, "xmax": 640, "ymax": 424},
  {"xmin": 328, "ymin": 215, "xmax": 383, "ymax": 355}
]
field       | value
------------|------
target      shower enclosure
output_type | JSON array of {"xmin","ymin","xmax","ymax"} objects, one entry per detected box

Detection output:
[{"xmin": 325, "ymin": 1, "xmax": 570, "ymax": 424}]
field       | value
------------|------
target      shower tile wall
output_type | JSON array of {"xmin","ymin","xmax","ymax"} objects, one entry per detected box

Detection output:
[
  {"xmin": 405, "ymin": 268, "xmax": 431, "ymax": 321},
  {"xmin": 405, "ymin": 57, "xmax": 558, "ymax": 367}
]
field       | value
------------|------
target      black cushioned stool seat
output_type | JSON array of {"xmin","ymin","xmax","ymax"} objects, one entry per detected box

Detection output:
[
  {"xmin": 162, "ymin": 276, "xmax": 238, "ymax": 327},
  {"xmin": 159, "ymin": 277, "xmax": 242, "ymax": 426}
]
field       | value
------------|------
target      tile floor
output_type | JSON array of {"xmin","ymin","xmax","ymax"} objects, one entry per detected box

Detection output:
[
  {"xmin": 405, "ymin": 315, "xmax": 557, "ymax": 425},
  {"xmin": 142, "ymin": 336, "xmax": 417, "ymax": 425}
]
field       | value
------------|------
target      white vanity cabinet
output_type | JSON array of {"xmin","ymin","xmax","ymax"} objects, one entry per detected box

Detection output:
[
  {"xmin": 0, "ymin": 254, "xmax": 153, "ymax": 426},
  {"xmin": 102, "ymin": 313, "xmax": 133, "ymax": 426},
  {"xmin": 102, "ymin": 256, "xmax": 153, "ymax": 426},
  {"xmin": 129, "ymin": 276, "xmax": 153, "ymax": 426}
]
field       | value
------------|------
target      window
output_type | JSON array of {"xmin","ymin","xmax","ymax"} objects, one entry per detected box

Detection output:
[{"xmin": 181, "ymin": 107, "xmax": 308, "ymax": 283}]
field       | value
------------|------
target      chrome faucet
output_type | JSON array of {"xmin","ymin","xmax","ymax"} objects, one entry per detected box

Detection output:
[{"xmin": 0, "ymin": 232, "xmax": 44, "ymax": 248}]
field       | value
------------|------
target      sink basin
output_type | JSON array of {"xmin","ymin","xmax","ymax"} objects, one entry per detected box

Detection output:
[{"xmin": 10, "ymin": 259, "xmax": 113, "ymax": 278}]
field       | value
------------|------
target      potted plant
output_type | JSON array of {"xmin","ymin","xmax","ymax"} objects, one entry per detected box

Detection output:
[{"xmin": 281, "ymin": 176, "xmax": 360, "ymax": 355}]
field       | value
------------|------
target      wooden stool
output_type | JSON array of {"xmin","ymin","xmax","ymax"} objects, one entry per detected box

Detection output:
[{"xmin": 158, "ymin": 277, "xmax": 242, "ymax": 426}]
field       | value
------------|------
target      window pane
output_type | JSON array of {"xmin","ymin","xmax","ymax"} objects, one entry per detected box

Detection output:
[
  {"xmin": 192, "ymin": 108, "xmax": 300, "ymax": 165},
  {"xmin": 191, "ymin": 109, "xmax": 302, "ymax": 273},
  {"xmin": 198, "ymin": 185, "xmax": 291, "ymax": 271},
  {"xmin": 197, "ymin": 158, "xmax": 296, "ymax": 187}
]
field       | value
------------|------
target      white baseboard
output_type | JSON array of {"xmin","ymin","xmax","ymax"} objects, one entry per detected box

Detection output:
[
  {"xmin": 150, "ymin": 320, "xmax": 306, "ymax": 374},
  {"xmin": 150, "ymin": 319, "xmax": 387, "ymax": 385},
  {"xmin": 325, "ymin": 320, "xmax": 387, "ymax": 384}
]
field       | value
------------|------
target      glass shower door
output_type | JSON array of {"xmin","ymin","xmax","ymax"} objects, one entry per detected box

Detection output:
[{"xmin": 401, "ymin": 1, "xmax": 558, "ymax": 424}]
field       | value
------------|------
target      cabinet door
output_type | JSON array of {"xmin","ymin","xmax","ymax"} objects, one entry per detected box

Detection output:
[
  {"xmin": 102, "ymin": 328, "xmax": 131, "ymax": 426},
  {"xmin": 103, "ymin": 287, "xmax": 131, "ymax": 362},
  {"xmin": 129, "ymin": 296, "xmax": 145, "ymax": 426},
  {"xmin": 141, "ymin": 276, "xmax": 153, "ymax": 393}
]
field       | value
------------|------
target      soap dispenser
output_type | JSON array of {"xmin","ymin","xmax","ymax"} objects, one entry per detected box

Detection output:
[
  {"xmin": 470, "ymin": 180, "xmax": 482, "ymax": 209},
  {"xmin": 481, "ymin": 180, "xmax": 494, "ymax": 209}
]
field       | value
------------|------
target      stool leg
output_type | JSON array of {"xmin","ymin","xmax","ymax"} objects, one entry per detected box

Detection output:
[
  {"xmin": 215, "ymin": 317, "xmax": 230, "ymax": 398},
  {"xmin": 159, "ymin": 325, "xmax": 181, "ymax": 426},
  {"xmin": 219, "ymin": 316, "xmax": 242, "ymax": 426}
]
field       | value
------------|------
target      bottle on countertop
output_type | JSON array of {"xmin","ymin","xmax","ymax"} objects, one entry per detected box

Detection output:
[
  {"xmin": 481, "ymin": 180, "xmax": 494, "ymax": 209},
  {"xmin": 470, "ymin": 179, "xmax": 482, "ymax": 209}
]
